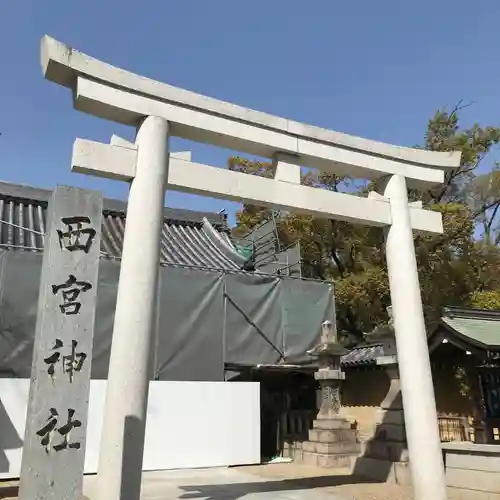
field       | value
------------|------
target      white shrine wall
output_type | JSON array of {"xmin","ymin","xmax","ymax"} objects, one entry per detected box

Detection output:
[{"xmin": 0, "ymin": 379, "xmax": 260, "ymax": 479}]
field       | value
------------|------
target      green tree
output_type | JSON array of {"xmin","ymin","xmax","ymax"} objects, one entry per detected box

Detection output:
[
  {"xmin": 229, "ymin": 105, "xmax": 500, "ymax": 343},
  {"xmin": 228, "ymin": 157, "xmax": 275, "ymax": 237},
  {"xmin": 471, "ymin": 290, "xmax": 500, "ymax": 309}
]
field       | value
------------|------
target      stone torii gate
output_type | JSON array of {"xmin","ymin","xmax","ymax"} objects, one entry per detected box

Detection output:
[{"xmin": 40, "ymin": 35, "xmax": 461, "ymax": 500}]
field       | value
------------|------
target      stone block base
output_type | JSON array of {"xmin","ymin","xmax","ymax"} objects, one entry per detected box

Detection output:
[
  {"xmin": 373, "ymin": 423, "xmax": 406, "ymax": 442},
  {"xmin": 375, "ymin": 408, "xmax": 405, "ymax": 425},
  {"xmin": 313, "ymin": 417, "xmax": 353, "ymax": 430},
  {"xmin": 303, "ymin": 440, "xmax": 360, "ymax": 455},
  {"xmin": 289, "ymin": 417, "xmax": 360, "ymax": 470},
  {"xmin": 308, "ymin": 428, "xmax": 357, "ymax": 444},
  {"xmin": 302, "ymin": 451, "xmax": 355, "ymax": 469},
  {"xmin": 354, "ymin": 456, "xmax": 411, "ymax": 485},
  {"xmin": 283, "ymin": 441, "xmax": 358, "ymax": 470},
  {"xmin": 282, "ymin": 440, "xmax": 304, "ymax": 460},
  {"xmin": 362, "ymin": 439, "xmax": 409, "ymax": 462},
  {"xmin": 355, "ymin": 412, "xmax": 409, "ymax": 486}
]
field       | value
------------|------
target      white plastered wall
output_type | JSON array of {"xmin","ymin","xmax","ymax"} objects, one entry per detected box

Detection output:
[{"xmin": 0, "ymin": 380, "xmax": 260, "ymax": 479}]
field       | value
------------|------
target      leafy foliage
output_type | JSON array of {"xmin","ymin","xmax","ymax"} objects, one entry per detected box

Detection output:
[
  {"xmin": 229, "ymin": 105, "xmax": 500, "ymax": 344},
  {"xmin": 471, "ymin": 290, "xmax": 500, "ymax": 310}
]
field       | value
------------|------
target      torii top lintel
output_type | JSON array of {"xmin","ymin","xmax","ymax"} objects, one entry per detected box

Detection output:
[{"xmin": 41, "ymin": 35, "xmax": 461, "ymax": 188}]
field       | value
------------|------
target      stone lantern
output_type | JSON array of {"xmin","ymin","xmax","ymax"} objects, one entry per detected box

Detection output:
[
  {"xmin": 307, "ymin": 320, "xmax": 348, "ymax": 419},
  {"xmin": 293, "ymin": 320, "xmax": 360, "ymax": 469}
]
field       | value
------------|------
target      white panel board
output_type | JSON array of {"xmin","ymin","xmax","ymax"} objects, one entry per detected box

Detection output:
[{"xmin": 0, "ymin": 379, "xmax": 260, "ymax": 479}]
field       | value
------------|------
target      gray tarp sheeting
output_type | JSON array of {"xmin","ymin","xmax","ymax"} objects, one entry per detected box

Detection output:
[{"xmin": 0, "ymin": 251, "xmax": 334, "ymax": 381}]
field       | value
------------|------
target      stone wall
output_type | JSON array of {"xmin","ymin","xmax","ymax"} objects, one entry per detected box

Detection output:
[
  {"xmin": 350, "ymin": 363, "xmax": 411, "ymax": 485},
  {"xmin": 341, "ymin": 369, "xmax": 388, "ymax": 440},
  {"xmin": 341, "ymin": 363, "xmax": 476, "ymax": 440},
  {"xmin": 443, "ymin": 442, "xmax": 500, "ymax": 499}
]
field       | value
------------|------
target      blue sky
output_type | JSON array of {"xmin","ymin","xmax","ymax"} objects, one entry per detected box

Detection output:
[{"xmin": 1, "ymin": 0, "xmax": 499, "ymax": 226}]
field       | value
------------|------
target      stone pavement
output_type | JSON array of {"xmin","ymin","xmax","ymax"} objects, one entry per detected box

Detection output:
[
  {"xmin": 238, "ymin": 464, "xmax": 413, "ymax": 500},
  {"xmin": 0, "ymin": 463, "xmax": 415, "ymax": 499},
  {"xmin": 82, "ymin": 467, "xmax": 349, "ymax": 500}
]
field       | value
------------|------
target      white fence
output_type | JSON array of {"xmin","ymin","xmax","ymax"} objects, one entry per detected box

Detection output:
[{"xmin": 0, "ymin": 379, "xmax": 261, "ymax": 479}]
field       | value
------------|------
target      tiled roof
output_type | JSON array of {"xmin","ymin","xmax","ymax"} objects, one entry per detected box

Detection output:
[
  {"xmin": 341, "ymin": 344, "xmax": 386, "ymax": 366},
  {"xmin": 226, "ymin": 343, "xmax": 388, "ymax": 372},
  {"xmin": 0, "ymin": 181, "xmax": 242, "ymax": 271},
  {"xmin": 439, "ymin": 306, "xmax": 500, "ymax": 350},
  {"xmin": 344, "ymin": 306, "xmax": 500, "ymax": 366}
]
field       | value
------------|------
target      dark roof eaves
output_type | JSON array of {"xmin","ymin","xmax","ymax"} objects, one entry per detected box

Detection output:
[
  {"xmin": 435, "ymin": 319, "xmax": 500, "ymax": 352},
  {"xmin": 0, "ymin": 180, "xmax": 226, "ymax": 228},
  {"xmin": 443, "ymin": 305, "xmax": 500, "ymax": 322}
]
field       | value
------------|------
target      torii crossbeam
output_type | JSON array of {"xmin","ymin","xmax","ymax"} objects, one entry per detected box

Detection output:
[{"xmin": 40, "ymin": 35, "xmax": 460, "ymax": 500}]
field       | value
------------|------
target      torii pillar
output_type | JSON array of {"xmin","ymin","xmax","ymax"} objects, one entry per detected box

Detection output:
[
  {"xmin": 383, "ymin": 175, "xmax": 446, "ymax": 498},
  {"xmin": 97, "ymin": 116, "xmax": 169, "ymax": 500},
  {"xmin": 39, "ymin": 35, "xmax": 461, "ymax": 500}
]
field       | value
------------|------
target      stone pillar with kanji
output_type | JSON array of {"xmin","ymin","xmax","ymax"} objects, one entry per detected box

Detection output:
[
  {"xmin": 18, "ymin": 186, "xmax": 103, "ymax": 500},
  {"xmin": 295, "ymin": 320, "xmax": 360, "ymax": 469}
]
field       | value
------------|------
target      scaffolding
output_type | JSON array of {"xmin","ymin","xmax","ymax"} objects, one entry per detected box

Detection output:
[{"xmin": 232, "ymin": 212, "xmax": 302, "ymax": 278}]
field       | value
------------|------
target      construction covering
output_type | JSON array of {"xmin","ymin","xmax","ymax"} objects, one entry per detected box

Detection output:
[{"xmin": 0, "ymin": 251, "xmax": 334, "ymax": 381}]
